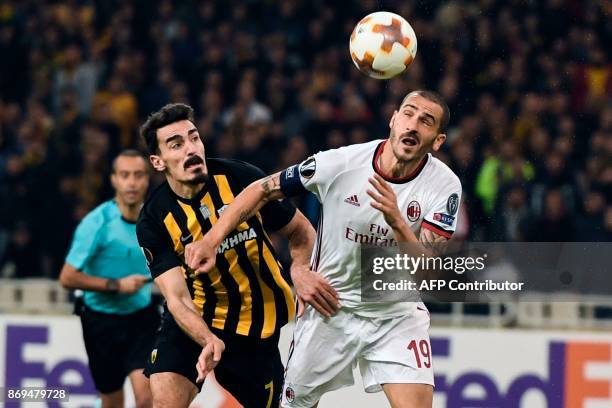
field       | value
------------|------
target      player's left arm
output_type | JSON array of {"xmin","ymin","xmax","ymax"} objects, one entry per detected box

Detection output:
[
  {"xmin": 277, "ymin": 210, "xmax": 340, "ymax": 317},
  {"xmin": 417, "ymin": 227, "xmax": 450, "ymax": 257}
]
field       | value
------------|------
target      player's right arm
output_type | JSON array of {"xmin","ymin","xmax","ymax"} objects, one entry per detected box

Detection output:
[
  {"xmin": 154, "ymin": 266, "xmax": 220, "ymax": 346},
  {"xmin": 186, "ymin": 151, "xmax": 346, "ymax": 274},
  {"xmin": 154, "ymin": 266, "xmax": 224, "ymax": 381},
  {"xmin": 137, "ymin": 208, "xmax": 224, "ymax": 382}
]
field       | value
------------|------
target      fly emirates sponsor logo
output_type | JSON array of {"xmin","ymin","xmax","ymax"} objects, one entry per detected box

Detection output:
[{"xmin": 345, "ymin": 223, "xmax": 398, "ymax": 247}]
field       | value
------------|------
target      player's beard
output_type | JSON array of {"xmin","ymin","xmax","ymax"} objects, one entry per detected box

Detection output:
[
  {"xmin": 390, "ymin": 130, "xmax": 418, "ymax": 163},
  {"xmin": 186, "ymin": 171, "xmax": 208, "ymax": 185},
  {"xmin": 182, "ymin": 155, "xmax": 208, "ymax": 185}
]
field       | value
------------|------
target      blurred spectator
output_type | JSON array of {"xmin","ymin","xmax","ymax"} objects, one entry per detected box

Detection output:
[
  {"xmin": 222, "ymin": 81, "xmax": 272, "ymax": 127},
  {"xmin": 575, "ymin": 190, "xmax": 609, "ymax": 241},
  {"xmin": 572, "ymin": 46, "xmax": 612, "ymax": 112},
  {"xmin": 53, "ymin": 43, "xmax": 100, "ymax": 115},
  {"xmin": 491, "ymin": 184, "xmax": 530, "ymax": 241},
  {"xmin": 524, "ymin": 189, "xmax": 576, "ymax": 242},
  {"xmin": 475, "ymin": 139, "xmax": 535, "ymax": 215},
  {"xmin": 92, "ymin": 76, "xmax": 138, "ymax": 147},
  {"xmin": 0, "ymin": 221, "xmax": 42, "ymax": 278}
]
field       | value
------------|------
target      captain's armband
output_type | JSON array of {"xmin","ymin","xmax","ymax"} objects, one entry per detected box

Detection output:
[{"xmin": 279, "ymin": 164, "xmax": 307, "ymax": 197}]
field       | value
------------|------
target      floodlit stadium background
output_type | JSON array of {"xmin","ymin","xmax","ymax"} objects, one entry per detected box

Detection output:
[{"xmin": 0, "ymin": 1, "xmax": 610, "ymax": 407}]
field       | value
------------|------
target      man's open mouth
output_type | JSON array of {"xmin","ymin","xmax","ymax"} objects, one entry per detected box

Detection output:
[{"xmin": 401, "ymin": 135, "xmax": 419, "ymax": 146}]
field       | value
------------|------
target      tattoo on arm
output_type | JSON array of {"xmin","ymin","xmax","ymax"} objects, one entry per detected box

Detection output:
[
  {"xmin": 260, "ymin": 173, "xmax": 283, "ymax": 200},
  {"xmin": 238, "ymin": 210, "xmax": 254, "ymax": 224},
  {"xmin": 419, "ymin": 228, "xmax": 449, "ymax": 257}
]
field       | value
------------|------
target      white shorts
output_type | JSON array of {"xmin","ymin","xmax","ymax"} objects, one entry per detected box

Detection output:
[{"xmin": 281, "ymin": 304, "xmax": 433, "ymax": 407}]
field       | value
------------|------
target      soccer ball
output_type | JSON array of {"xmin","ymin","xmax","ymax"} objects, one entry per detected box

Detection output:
[{"xmin": 349, "ymin": 11, "xmax": 417, "ymax": 79}]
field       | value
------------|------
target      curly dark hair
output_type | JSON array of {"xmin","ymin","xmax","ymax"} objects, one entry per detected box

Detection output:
[{"xmin": 140, "ymin": 103, "xmax": 195, "ymax": 154}]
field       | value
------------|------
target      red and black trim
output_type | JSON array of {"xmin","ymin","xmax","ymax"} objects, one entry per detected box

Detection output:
[
  {"xmin": 310, "ymin": 206, "xmax": 324, "ymax": 271},
  {"xmin": 421, "ymin": 219, "xmax": 453, "ymax": 239},
  {"xmin": 372, "ymin": 140, "xmax": 429, "ymax": 184},
  {"xmin": 416, "ymin": 304, "xmax": 430, "ymax": 317}
]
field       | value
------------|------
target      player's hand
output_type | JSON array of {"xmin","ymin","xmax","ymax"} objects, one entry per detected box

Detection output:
[
  {"xmin": 367, "ymin": 173, "xmax": 404, "ymax": 230},
  {"xmin": 291, "ymin": 266, "xmax": 340, "ymax": 318},
  {"xmin": 185, "ymin": 239, "xmax": 217, "ymax": 275},
  {"xmin": 195, "ymin": 335, "xmax": 225, "ymax": 383},
  {"xmin": 118, "ymin": 275, "xmax": 148, "ymax": 294}
]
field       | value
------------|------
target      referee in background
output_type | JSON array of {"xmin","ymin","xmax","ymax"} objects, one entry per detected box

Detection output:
[{"xmin": 60, "ymin": 150, "xmax": 159, "ymax": 408}]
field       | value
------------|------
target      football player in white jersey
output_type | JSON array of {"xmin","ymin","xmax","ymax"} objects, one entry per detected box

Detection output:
[{"xmin": 185, "ymin": 90, "xmax": 462, "ymax": 408}]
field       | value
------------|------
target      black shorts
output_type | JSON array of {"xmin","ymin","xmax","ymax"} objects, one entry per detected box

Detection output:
[
  {"xmin": 144, "ymin": 313, "xmax": 283, "ymax": 408},
  {"xmin": 80, "ymin": 303, "xmax": 160, "ymax": 394}
]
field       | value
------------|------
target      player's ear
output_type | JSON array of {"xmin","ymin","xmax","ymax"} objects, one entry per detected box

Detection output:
[
  {"xmin": 432, "ymin": 133, "xmax": 446, "ymax": 152},
  {"xmin": 149, "ymin": 155, "xmax": 166, "ymax": 172},
  {"xmin": 110, "ymin": 171, "xmax": 117, "ymax": 189},
  {"xmin": 389, "ymin": 110, "xmax": 398, "ymax": 129}
]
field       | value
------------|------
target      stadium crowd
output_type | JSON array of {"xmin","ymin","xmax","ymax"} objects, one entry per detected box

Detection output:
[{"xmin": 0, "ymin": 0, "xmax": 610, "ymax": 278}]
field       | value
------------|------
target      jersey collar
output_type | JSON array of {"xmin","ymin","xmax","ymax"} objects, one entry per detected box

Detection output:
[
  {"xmin": 372, "ymin": 140, "xmax": 429, "ymax": 184},
  {"xmin": 167, "ymin": 182, "xmax": 208, "ymax": 205},
  {"xmin": 111, "ymin": 199, "xmax": 139, "ymax": 224}
]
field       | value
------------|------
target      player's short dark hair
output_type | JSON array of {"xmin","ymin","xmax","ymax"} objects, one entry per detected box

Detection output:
[
  {"xmin": 112, "ymin": 149, "xmax": 148, "ymax": 173},
  {"xmin": 400, "ymin": 90, "xmax": 450, "ymax": 134},
  {"xmin": 140, "ymin": 103, "xmax": 195, "ymax": 154}
]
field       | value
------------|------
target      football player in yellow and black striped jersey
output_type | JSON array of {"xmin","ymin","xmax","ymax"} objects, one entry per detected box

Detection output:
[{"xmin": 136, "ymin": 103, "xmax": 339, "ymax": 408}]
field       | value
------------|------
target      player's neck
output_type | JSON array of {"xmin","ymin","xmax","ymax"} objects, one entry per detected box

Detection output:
[
  {"xmin": 379, "ymin": 143, "xmax": 425, "ymax": 179},
  {"xmin": 115, "ymin": 197, "xmax": 142, "ymax": 222},
  {"xmin": 167, "ymin": 178, "xmax": 205, "ymax": 200}
]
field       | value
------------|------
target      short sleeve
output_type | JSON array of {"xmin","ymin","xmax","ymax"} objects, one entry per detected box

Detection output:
[
  {"xmin": 282, "ymin": 148, "xmax": 347, "ymax": 203},
  {"xmin": 136, "ymin": 210, "xmax": 181, "ymax": 279},
  {"xmin": 65, "ymin": 211, "xmax": 104, "ymax": 270},
  {"xmin": 222, "ymin": 159, "xmax": 297, "ymax": 232},
  {"xmin": 421, "ymin": 178, "xmax": 462, "ymax": 239}
]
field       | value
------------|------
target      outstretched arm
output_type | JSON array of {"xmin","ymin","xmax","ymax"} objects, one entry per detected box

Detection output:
[
  {"xmin": 185, "ymin": 172, "xmax": 286, "ymax": 273},
  {"xmin": 155, "ymin": 267, "xmax": 225, "ymax": 382}
]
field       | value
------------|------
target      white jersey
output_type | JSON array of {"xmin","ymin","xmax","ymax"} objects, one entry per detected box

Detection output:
[{"xmin": 296, "ymin": 139, "xmax": 462, "ymax": 318}]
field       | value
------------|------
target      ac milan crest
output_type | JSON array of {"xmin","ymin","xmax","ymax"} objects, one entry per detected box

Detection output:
[
  {"xmin": 406, "ymin": 200, "xmax": 421, "ymax": 222},
  {"xmin": 285, "ymin": 387, "xmax": 295, "ymax": 402}
]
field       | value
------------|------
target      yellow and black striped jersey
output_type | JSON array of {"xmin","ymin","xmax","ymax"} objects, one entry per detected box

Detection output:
[{"xmin": 137, "ymin": 158, "xmax": 296, "ymax": 339}]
